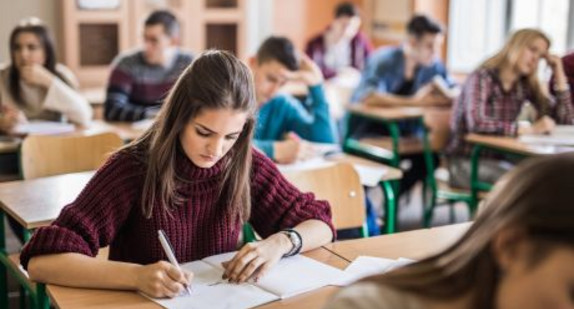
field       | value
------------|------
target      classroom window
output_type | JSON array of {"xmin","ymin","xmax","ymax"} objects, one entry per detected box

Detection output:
[
  {"xmin": 447, "ymin": 0, "xmax": 571, "ymax": 74},
  {"xmin": 509, "ymin": 0, "xmax": 569, "ymax": 54},
  {"xmin": 447, "ymin": 0, "xmax": 507, "ymax": 73}
]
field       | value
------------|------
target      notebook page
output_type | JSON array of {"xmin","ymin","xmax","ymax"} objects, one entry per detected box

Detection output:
[
  {"xmin": 336, "ymin": 256, "xmax": 399, "ymax": 286},
  {"xmin": 203, "ymin": 252, "xmax": 347, "ymax": 299},
  {"xmin": 253, "ymin": 255, "xmax": 346, "ymax": 299},
  {"xmin": 146, "ymin": 259, "xmax": 278, "ymax": 309},
  {"xmin": 352, "ymin": 164, "xmax": 387, "ymax": 187}
]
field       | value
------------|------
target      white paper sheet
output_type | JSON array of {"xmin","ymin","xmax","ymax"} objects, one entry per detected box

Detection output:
[
  {"xmin": 335, "ymin": 256, "xmax": 416, "ymax": 286},
  {"xmin": 13, "ymin": 121, "xmax": 75, "ymax": 135},
  {"xmin": 148, "ymin": 252, "xmax": 347, "ymax": 308}
]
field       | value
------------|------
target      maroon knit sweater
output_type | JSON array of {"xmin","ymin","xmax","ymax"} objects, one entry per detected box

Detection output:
[{"xmin": 20, "ymin": 148, "xmax": 334, "ymax": 269}]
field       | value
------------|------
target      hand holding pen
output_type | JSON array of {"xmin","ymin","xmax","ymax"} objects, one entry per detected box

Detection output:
[{"xmin": 134, "ymin": 229, "xmax": 194, "ymax": 298}]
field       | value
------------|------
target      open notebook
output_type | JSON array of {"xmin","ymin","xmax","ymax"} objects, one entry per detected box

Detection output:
[{"xmin": 148, "ymin": 251, "xmax": 345, "ymax": 309}]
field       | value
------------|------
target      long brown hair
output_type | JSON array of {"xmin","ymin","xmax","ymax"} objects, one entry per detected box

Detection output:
[
  {"xmin": 366, "ymin": 153, "xmax": 574, "ymax": 309},
  {"xmin": 8, "ymin": 17, "xmax": 69, "ymax": 104},
  {"xmin": 124, "ymin": 50, "xmax": 256, "ymax": 221},
  {"xmin": 480, "ymin": 28, "xmax": 551, "ymax": 110}
]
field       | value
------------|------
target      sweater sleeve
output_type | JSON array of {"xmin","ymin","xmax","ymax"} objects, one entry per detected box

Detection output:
[
  {"xmin": 465, "ymin": 71, "xmax": 518, "ymax": 136},
  {"xmin": 20, "ymin": 152, "xmax": 144, "ymax": 270},
  {"xmin": 548, "ymin": 90, "xmax": 574, "ymax": 124},
  {"xmin": 248, "ymin": 149, "xmax": 335, "ymax": 239},
  {"xmin": 285, "ymin": 85, "xmax": 338, "ymax": 143},
  {"xmin": 42, "ymin": 65, "xmax": 93, "ymax": 126},
  {"xmin": 104, "ymin": 65, "xmax": 154, "ymax": 122}
]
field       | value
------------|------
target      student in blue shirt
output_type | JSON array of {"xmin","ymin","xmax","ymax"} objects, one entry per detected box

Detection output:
[
  {"xmin": 351, "ymin": 15, "xmax": 456, "ymax": 107},
  {"xmin": 349, "ymin": 15, "xmax": 457, "ymax": 195},
  {"xmin": 249, "ymin": 36, "xmax": 338, "ymax": 164}
]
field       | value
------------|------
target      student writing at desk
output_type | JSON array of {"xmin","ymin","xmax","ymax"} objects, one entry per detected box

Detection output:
[
  {"xmin": 21, "ymin": 51, "xmax": 334, "ymax": 298},
  {"xmin": 250, "ymin": 36, "xmax": 338, "ymax": 164},
  {"xmin": 446, "ymin": 29, "xmax": 574, "ymax": 188},
  {"xmin": 327, "ymin": 153, "xmax": 574, "ymax": 309},
  {"xmin": 0, "ymin": 17, "xmax": 92, "ymax": 134}
]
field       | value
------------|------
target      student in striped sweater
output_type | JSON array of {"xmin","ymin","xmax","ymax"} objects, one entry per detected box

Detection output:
[
  {"xmin": 104, "ymin": 10, "xmax": 193, "ymax": 122},
  {"xmin": 21, "ymin": 50, "xmax": 334, "ymax": 298}
]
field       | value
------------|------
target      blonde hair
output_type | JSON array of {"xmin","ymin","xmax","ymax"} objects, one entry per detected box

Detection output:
[{"xmin": 481, "ymin": 28, "xmax": 551, "ymax": 108}]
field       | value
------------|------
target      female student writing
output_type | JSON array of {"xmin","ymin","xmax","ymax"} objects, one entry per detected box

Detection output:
[
  {"xmin": 0, "ymin": 17, "xmax": 92, "ymax": 134},
  {"xmin": 327, "ymin": 152, "xmax": 574, "ymax": 308},
  {"xmin": 446, "ymin": 28, "xmax": 574, "ymax": 188},
  {"xmin": 20, "ymin": 50, "xmax": 334, "ymax": 298}
]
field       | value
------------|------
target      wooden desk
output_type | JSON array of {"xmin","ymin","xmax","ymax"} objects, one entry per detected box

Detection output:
[
  {"xmin": 0, "ymin": 171, "xmax": 94, "ymax": 230},
  {"xmin": 46, "ymin": 247, "xmax": 349, "ymax": 309},
  {"xmin": 344, "ymin": 105, "xmax": 438, "ymax": 231},
  {"xmin": 465, "ymin": 133, "xmax": 574, "ymax": 208},
  {"xmin": 324, "ymin": 222, "xmax": 471, "ymax": 262},
  {"xmin": 326, "ymin": 153, "xmax": 403, "ymax": 183},
  {"xmin": 0, "ymin": 171, "xmax": 95, "ymax": 309},
  {"xmin": 347, "ymin": 105, "xmax": 425, "ymax": 121},
  {"xmin": 466, "ymin": 133, "xmax": 574, "ymax": 157},
  {"xmin": 0, "ymin": 119, "xmax": 146, "ymax": 159}
]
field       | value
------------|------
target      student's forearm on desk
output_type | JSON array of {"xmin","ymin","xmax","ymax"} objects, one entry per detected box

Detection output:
[
  {"xmin": 28, "ymin": 253, "xmax": 140, "ymax": 290},
  {"xmin": 294, "ymin": 219, "xmax": 334, "ymax": 251}
]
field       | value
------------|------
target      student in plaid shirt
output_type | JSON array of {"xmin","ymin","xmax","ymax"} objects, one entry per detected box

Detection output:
[{"xmin": 447, "ymin": 28, "xmax": 574, "ymax": 188}]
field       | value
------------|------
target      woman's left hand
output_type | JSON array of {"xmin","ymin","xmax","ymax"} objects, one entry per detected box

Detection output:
[
  {"xmin": 222, "ymin": 233, "xmax": 292, "ymax": 283},
  {"xmin": 545, "ymin": 54, "xmax": 569, "ymax": 91},
  {"xmin": 545, "ymin": 54, "xmax": 564, "ymax": 72},
  {"xmin": 19, "ymin": 64, "xmax": 55, "ymax": 88}
]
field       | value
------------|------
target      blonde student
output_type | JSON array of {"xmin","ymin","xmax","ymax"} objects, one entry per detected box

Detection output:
[
  {"xmin": 20, "ymin": 50, "xmax": 334, "ymax": 298},
  {"xmin": 0, "ymin": 17, "xmax": 92, "ymax": 134},
  {"xmin": 446, "ymin": 28, "xmax": 574, "ymax": 188},
  {"xmin": 326, "ymin": 152, "xmax": 574, "ymax": 309}
]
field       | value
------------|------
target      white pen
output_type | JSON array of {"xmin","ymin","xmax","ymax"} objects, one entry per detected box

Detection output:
[{"xmin": 158, "ymin": 230, "xmax": 193, "ymax": 295}]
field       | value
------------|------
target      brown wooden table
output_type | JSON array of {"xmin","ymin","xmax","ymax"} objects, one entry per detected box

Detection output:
[
  {"xmin": 324, "ymin": 222, "xmax": 471, "ymax": 261},
  {"xmin": 466, "ymin": 133, "xmax": 574, "ymax": 156},
  {"xmin": 47, "ymin": 247, "xmax": 349, "ymax": 309},
  {"xmin": 0, "ymin": 171, "xmax": 95, "ymax": 230}
]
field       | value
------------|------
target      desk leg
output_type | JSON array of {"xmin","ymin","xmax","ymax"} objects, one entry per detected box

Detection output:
[
  {"xmin": 387, "ymin": 122, "xmax": 401, "ymax": 196},
  {"xmin": 381, "ymin": 181, "xmax": 397, "ymax": 234},
  {"xmin": 0, "ymin": 210, "xmax": 8, "ymax": 309},
  {"xmin": 36, "ymin": 283, "xmax": 49, "ymax": 309},
  {"xmin": 470, "ymin": 145, "xmax": 482, "ymax": 214},
  {"xmin": 420, "ymin": 118, "xmax": 437, "ymax": 227}
]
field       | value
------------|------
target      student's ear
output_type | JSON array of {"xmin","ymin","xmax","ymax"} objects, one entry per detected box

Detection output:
[{"xmin": 491, "ymin": 227, "xmax": 529, "ymax": 272}]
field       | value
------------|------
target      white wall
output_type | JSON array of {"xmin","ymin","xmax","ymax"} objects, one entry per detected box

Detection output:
[
  {"xmin": 0, "ymin": 0, "xmax": 61, "ymax": 63},
  {"xmin": 246, "ymin": 0, "xmax": 273, "ymax": 58}
]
